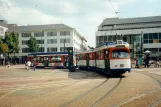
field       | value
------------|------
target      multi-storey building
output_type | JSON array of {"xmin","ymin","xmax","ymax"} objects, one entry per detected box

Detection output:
[
  {"xmin": 96, "ymin": 16, "xmax": 161, "ymax": 59},
  {"xmin": 7, "ymin": 24, "xmax": 89, "ymax": 61},
  {"xmin": 0, "ymin": 20, "xmax": 8, "ymax": 38}
]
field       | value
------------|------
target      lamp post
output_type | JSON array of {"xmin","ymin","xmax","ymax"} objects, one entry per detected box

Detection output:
[{"xmin": 139, "ymin": 31, "xmax": 143, "ymax": 66}]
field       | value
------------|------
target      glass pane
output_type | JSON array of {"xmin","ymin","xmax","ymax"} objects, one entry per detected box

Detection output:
[
  {"xmin": 149, "ymin": 33, "xmax": 153, "ymax": 39},
  {"xmin": 112, "ymin": 50, "xmax": 129, "ymax": 58},
  {"xmin": 159, "ymin": 33, "xmax": 161, "ymax": 39},
  {"xmin": 149, "ymin": 40, "xmax": 153, "ymax": 43},
  {"xmin": 144, "ymin": 40, "xmax": 148, "ymax": 43},
  {"xmin": 153, "ymin": 33, "xmax": 158, "ymax": 39},
  {"xmin": 143, "ymin": 34, "xmax": 148, "ymax": 39}
]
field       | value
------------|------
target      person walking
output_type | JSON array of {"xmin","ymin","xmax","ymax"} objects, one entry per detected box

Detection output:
[
  {"xmin": 33, "ymin": 61, "xmax": 36, "ymax": 71},
  {"xmin": 26, "ymin": 60, "xmax": 31, "ymax": 71}
]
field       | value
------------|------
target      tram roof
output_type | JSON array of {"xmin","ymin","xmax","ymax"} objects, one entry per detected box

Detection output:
[{"xmin": 28, "ymin": 52, "xmax": 77, "ymax": 56}]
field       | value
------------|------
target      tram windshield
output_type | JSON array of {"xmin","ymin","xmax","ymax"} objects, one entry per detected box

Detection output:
[{"xmin": 112, "ymin": 50, "xmax": 130, "ymax": 58}]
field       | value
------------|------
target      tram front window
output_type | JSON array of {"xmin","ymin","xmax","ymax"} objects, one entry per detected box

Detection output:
[{"xmin": 112, "ymin": 50, "xmax": 129, "ymax": 58}]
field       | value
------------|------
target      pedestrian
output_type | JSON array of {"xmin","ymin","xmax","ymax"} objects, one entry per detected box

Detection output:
[
  {"xmin": 26, "ymin": 60, "xmax": 31, "ymax": 71},
  {"xmin": 135, "ymin": 59, "xmax": 139, "ymax": 68},
  {"xmin": 33, "ymin": 61, "xmax": 36, "ymax": 71}
]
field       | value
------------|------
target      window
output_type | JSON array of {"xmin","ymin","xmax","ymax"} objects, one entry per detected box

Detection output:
[
  {"xmin": 49, "ymin": 56, "xmax": 61, "ymax": 63},
  {"xmin": 47, "ymin": 39, "xmax": 57, "ymax": 44},
  {"xmin": 60, "ymin": 47, "xmax": 68, "ymax": 52},
  {"xmin": 143, "ymin": 34, "xmax": 148, "ymax": 39},
  {"xmin": 60, "ymin": 39, "xmax": 70, "ymax": 43},
  {"xmin": 144, "ymin": 40, "xmax": 148, "ymax": 44},
  {"xmin": 37, "ymin": 40, "xmax": 44, "ymax": 44},
  {"xmin": 149, "ymin": 40, "xmax": 153, "ymax": 43},
  {"xmin": 149, "ymin": 33, "xmax": 153, "ymax": 39},
  {"xmin": 39, "ymin": 47, "xmax": 44, "ymax": 52},
  {"xmin": 22, "ymin": 48, "xmax": 29, "ymax": 53},
  {"xmin": 47, "ymin": 32, "xmax": 57, "ymax": 36},
  {"xmin": 99, "ymin": 36, "xmax": 103, "ymax": 41},
  {"xmin": 22, "ymin": 40, "xmax": 28, "ymax": 45},
  {"xmin": 34, "ymin": 32, "xmax": 44, "ymax": 37},
  {"xmin": 104, "ymin": 36, "xmax": 107, "ymax": 41},
  {"xmin": 21, "ymin": 33, "xmax": 31, "ymax": 37},
  {"xmin": 151, "ymin": 48, "xmax": 158, "ymax": 53},
  {"xmin": 159, "ymin": 48, "xmax": 161, "ymax": 52},
  {"xmin": 112, "ymin": 50, "xmax": 129, "ymax": 58},
  {"xmin": 153, "ymin": 33, "xmax": 158, "ymax": 39},
  {"xmin": 144, "ymin": 48, "xmax": 148, "ymax": 52},
  {"xmin": 36, "ymin": 56, "xmax": 44, "ymax": 63},
  {"xmin": 47, "ymin": 47, "xmax": 57, "ymax": 52},
  {"xmin": 123, "ymin": 36, "xmax": 127, "ymax": 42},
  {"xmin": 159, "ymin": 33, "xmax": 161, "ymax": 39},
  {"xmin": 60, "ymin": 31, "xmax": 70, "ymax": 36}
]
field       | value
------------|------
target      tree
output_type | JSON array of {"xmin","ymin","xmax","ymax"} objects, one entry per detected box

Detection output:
[
  {"xmin": 12, "ymin": 32, "xmax": 19, "ymax": 57},
  {"xmin": 4, "ymin": 32, "xmax": 13, "ymax": 58},
  {"xmin": 4, "ymin": 32, "xmax": 19, "ymax": 58},
  {"xmin": 28, "ymin": 36, "xmax": 39, "ymax": 52}
]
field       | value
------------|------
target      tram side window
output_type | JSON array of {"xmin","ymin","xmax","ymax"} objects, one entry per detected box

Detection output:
[
  {"xmin": 36, "ymin": 56, "xmax": 43, "ymax": 63},
  {"xmin": 96, "ymin": 51, "xmax": 102, "ymax": 59},
  {"xmin": 51, "ymin": 56, "xmax": 62, "ymax": 63},
  {"xmin": 112, "ymin": 50, "xmax": 129, "ymax": 58},
  {"xmin": 57, "ymin": 56, "xmax": 61, "ymax": 62}
]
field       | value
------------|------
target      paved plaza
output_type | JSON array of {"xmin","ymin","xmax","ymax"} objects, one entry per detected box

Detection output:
[{"xmin": 0, "ymin": 65, "xmax": 161, "ymax": 107}]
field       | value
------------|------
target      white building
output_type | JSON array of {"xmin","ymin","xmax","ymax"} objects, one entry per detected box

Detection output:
[
  {"xmin": 96, "ymin": 16, "xmax": 161, "ymax": 59},
  {"xmin": 7, "ymin": 24, "xmax": 89, "ymax": 60},
  {"xmin": 0, "ymin": 20, "xmax": 8, "ymax": 38}
]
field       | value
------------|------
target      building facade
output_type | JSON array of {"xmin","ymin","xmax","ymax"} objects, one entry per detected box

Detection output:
[
  {"xmin": 0, "ymin": 20, "xmax": 8, "ymax": 37},
  {"xmin": 7, "ymin": 24, "xmax": 89, "ymax": 61},
  {"xmin": 96, "ymin": 16, "xmax": 161, "ymax": 59}
]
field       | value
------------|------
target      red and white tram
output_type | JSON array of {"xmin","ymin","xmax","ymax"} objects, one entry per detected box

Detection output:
[
  {"xmin": 27, "ymin": 52, "xmax": 69, "ymax": 68},
  {"xmin": 76, "ymin": 40, "xmax": 131, "ymax": 74}
]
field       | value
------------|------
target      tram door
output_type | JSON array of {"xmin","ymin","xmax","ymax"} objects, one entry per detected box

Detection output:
[
  {"xmin": 44, "ymin": 56, "xmax": 49, "ymax": 67},
  {"xmin": 104, "ymin": 50, "xmax": 110, "ymax": 73}
]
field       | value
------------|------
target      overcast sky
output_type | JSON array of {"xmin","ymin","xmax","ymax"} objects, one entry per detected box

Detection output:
[{"xmin": 0, "ymin": 0, "xmax": 161, "ymax": 47}]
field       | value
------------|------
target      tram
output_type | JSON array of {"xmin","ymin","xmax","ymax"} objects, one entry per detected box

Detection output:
[
  {"xmin": 76, "ymin": 40, "xmax": 131, "ymax": 75},
  {"xmin": 27, "ymin": 52, "xmax": 73, "ymax": 68}
]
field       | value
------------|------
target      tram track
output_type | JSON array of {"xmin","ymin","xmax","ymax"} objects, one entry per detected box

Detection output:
[
  {"xmin": 59, "ymin": 78, "xmax": 109, "ymax": 107},
  {"xmin": 90, "ymin": 77, "xmax": 122, "ymax": 107},
  {"xmin": 116, "ymin": 72, "xmax": 161, "ymax": 107},
  {"xmin": 60, "ymin": 77, "xmax": 122, "ymax": 107}
]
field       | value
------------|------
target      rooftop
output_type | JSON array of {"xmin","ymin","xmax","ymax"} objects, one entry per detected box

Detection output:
[{"xmin": 101, "ymin": 16, "xmax": 161, "ymax": 26}]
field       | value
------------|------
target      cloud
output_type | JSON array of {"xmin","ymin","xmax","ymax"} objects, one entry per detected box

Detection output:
[{"xmin": 0, "ymin": 0, "xmax": 137, "ymax": 47}]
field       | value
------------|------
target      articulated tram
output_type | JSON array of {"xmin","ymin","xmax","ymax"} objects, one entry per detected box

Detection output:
[
  {"xmin": 27, "ymin": 40, "xmax": 131, "ymax": 74},
  {"xmin": 76, "ymin": 40, "xmax": 131, "ymax": 74},
  {"xmin": 27, "ymin": 52, "xmax": 76, "ymax": 68}
]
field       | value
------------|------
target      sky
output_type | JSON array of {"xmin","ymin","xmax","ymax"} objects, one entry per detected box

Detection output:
[{"xmin": 0, "ymin": 0, "xmax": 161, "ymax": 47}]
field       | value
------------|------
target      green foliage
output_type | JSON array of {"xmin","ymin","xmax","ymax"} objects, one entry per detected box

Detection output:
[
  {"xmin": 28, "ymin": 36, "xmax": 39, "ymax": 52},
  {"xmin": 0, "ymin": 37, "xmax": 9, "ymax": 54},
  {"xmin": 4, "ymin": 32, "xmax": 19, "ymax": 54}
]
